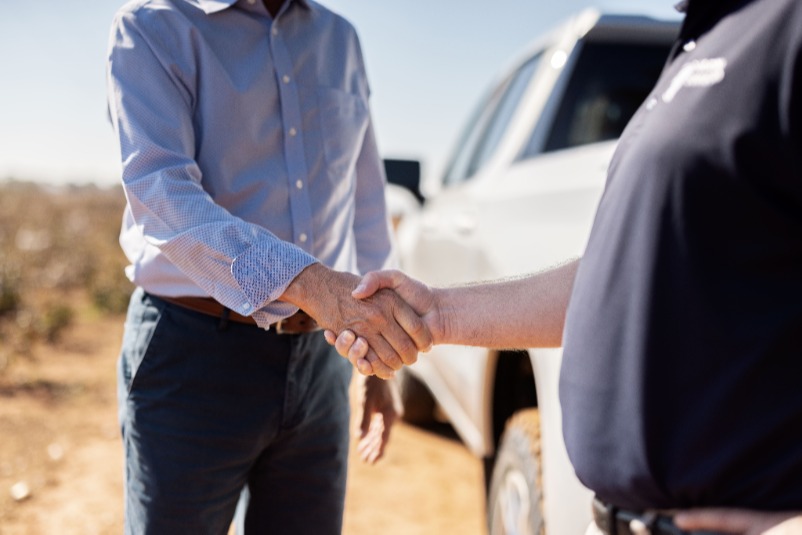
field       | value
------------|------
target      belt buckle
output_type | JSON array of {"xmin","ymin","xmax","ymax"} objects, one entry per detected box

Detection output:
[{"xmin": 274, "ymin": 318, "xmax": 285, "ymax": 334}]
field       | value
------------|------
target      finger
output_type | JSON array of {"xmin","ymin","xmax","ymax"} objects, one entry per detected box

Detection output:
[
  {"xmin": 361, "ymin": 292, "xmax": 420, "ymax": 366},
  {"xmin": 333, "ymin": 330, "xmax": 356, "ymax": 358},
  {"xmin": 355, "ymin": 357, "xmax": 374, "ymax": 376},
  {"xmin": 347, "ymin": 337, "xmax": 369, "ymax": 362},
  {"xmin": 363, "ymin": 329, "xmax": 405, "ymax": 372},
  {"xmin": 323, "ymin": 329, "xmax": 336, "ymax": 345},
  {"xmin": 372, "ymin": 407, "xmax": 397, "ymax": 464},
  {"xmin": 359, "ymin": 399, "xmax": 373, "ymax": 439},
  {"xmin": 359, "ymin": 433, "xmax": 383, "ymax": 464},
  {"xmin": 352, "ymin": 270, "xmax": 406, "ymax": 299},
  {"xmin": 357, "ymin": 416, "xmax": 385, "ymax": 464},
  {"xmin": 374, "ymin": 422, "xmax": 391, "ymax": 462},
  {"xmin": 358, "ymin": 432, "xmax": 381, "ymax": 464},
  {"xmin": 378, "ymin": 318, "xmax": 420, "ymax": 366},
  {"xmin": 674, "ymin": 509, "xmax": 757, "ymax": 533},
  {"xmin": 393, "ymin": 297, "xmax": 432, "ymax": 355},
  {"xmin": 363, "ymin": 349, "xmax": 396, "ymax": 380}
]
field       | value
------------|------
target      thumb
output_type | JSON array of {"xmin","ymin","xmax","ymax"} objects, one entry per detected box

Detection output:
[{"xmin": 352, "ymin": 270, "xmax": 404, "ymax": 299}]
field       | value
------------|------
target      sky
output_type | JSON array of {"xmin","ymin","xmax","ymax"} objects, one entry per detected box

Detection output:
[{"xmin": 0, "ymin": 0, "xmax": 679, "ymax": 188}]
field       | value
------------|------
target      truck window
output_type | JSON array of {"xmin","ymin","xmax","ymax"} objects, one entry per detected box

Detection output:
[
  {"xmin": 522, "ymin": 41, "xmax": 671, "ymax": 157},
  {"xmin": 443, "ymin": 54, "xmax": 541, "ymax": 186},
  {"xmin": 464, "ymin": 55, "xmax": 541, "ymax": 178}
]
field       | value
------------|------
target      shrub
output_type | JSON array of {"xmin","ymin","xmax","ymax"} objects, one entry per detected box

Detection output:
[
  {"xmin": 0, "ymin": 180, "xmax": 129, "ymax": 357},
  {"xmin": 41, "ymin": 303, "xmax": 75, "ymax": 343},
  {"xmin": 0, "ymin": 265, "xmax": 21, "ymax": 316}
]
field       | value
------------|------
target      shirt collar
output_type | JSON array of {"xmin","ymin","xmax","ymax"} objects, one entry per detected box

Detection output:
[{"xmin": 194, "ymin": 0, "xmax": 311, "ymax": 15}]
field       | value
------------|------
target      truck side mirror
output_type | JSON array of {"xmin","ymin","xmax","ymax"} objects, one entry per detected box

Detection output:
[{"xmin": 384, "ymin": 159, "xmax": 424, "ymax": 204}]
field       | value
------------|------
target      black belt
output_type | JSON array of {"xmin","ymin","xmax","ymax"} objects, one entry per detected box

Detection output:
[
  {"xmin": 155, "ymin": 295, "xmax": 319, "ymax": 334},
  {"xmin": 592, "ymin": 498, "xmax": 719, "ymax": 535}
]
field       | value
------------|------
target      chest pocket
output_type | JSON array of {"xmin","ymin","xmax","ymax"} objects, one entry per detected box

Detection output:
[{"xmin": 317, "ymin": 87, "xmax": 369, "ymax": 179}]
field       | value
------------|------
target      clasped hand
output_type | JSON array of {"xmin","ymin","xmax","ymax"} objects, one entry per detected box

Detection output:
[{"xmin": 322, "ymin": 269, "xmax": 442, "ymax": 377}]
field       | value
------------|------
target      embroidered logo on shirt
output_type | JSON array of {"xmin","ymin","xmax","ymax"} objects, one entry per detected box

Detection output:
[{"xmin": 662, "ymin": 58, "xmax": 727, "ymax": 103}]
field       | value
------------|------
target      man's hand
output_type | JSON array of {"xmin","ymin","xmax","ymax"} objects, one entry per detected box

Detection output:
[
  {"xmin": 324, "ymin": 269, "xmax": 442, "ymax": 375},
  {"xmin": 354, "ymin": 374, "xmax": 402, "ymax": 464},
  {"xmin": 674, "ymin": 509, "xmax": 802, "ymax": 535},
  {"xmin": 281, "ymin": 264, "xmax": 432, "ymax": 378}
]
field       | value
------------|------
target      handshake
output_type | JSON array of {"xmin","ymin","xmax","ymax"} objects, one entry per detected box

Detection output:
[
  {"xmin": 281, "ymin": 260, "xmax": 580, "ymax": 379},
  {"xmin": 323, "ymin": 269, "xmax": 441, "ymax": 379},
  {"xmin": 281, "ymin": 263, "xmax": 443, "ymax": 379}
]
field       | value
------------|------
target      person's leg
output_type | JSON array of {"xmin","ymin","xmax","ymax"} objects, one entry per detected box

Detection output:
[
  {"xmin": 241, "ymin": 332, "xmax": 353, "ymax": 535},
  {"xmin": 118, "ymin": 289, "xmax": 292, "ymax": 535}
]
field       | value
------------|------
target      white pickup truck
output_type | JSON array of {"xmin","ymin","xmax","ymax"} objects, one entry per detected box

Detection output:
[{"xmin": 383, "ymin": 9, "xmax": 680, "ymax": 535}]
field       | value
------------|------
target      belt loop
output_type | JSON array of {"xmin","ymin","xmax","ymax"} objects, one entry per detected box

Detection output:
[
  {"xmin": 608, "ymin": 503, "xmax": 619, "ymax": 535},
  {"xmin": 218, "ymin": 308, "xmax": 230, "ymax": 332}
]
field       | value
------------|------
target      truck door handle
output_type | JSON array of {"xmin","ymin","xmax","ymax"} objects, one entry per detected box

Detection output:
[{"xmin": 454, "ymin": 214, "xmax": 477, "ymax": 235}]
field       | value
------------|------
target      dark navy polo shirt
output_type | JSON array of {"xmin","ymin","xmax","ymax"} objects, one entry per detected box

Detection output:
[{"xmin": 559, "ymin": 0, "xmax": 802, "ymax": 510}]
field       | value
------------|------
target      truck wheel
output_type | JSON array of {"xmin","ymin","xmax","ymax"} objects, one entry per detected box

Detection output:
[
  {"xmin": 396, "ymin": 368, "xmax": 436, "ymax": 426},
  {"xmin": 487, "ymin": 408, "xmax": 544, "ymax": 535}
]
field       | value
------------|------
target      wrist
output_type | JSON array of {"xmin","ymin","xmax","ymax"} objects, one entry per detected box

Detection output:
[
  {"xmin": 280, "ymin": 262, "xmax": 327, "ymax": 309},
  {"xmin": 430, "ymin": 287, "xmax": 450, "ymax": 345}
]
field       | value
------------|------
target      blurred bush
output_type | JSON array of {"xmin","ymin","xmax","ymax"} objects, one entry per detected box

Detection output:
[{"xmin": 0, "ymin": 180, "xmax": 132, "ymax": 360}]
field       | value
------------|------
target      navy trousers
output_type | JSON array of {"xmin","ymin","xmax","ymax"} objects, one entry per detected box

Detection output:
[{"xmin": 117, "ymin": 288, "xmax": 352, "ymax": 534}]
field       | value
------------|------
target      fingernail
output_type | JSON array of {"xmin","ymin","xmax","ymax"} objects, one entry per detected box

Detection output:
[{"xmin": 353, "ymin": 283, "xmax": 366, "ymax": 295}]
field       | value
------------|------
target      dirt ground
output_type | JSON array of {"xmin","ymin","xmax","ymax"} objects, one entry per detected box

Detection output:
[{"xmin": 0, "ymin": 309, "xmax": 486, "ymax": 535}]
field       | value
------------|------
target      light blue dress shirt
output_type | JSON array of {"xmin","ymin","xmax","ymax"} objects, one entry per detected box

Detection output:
[{"xmin": 106, "ymin": 0, "xmax": 394, "ymax": 328}]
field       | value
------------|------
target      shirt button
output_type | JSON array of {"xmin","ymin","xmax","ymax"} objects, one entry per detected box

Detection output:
[
  {"xmin": 242, "ymin": 303, "xmax": 252, "ymax": 311},
  {"xmin": 299, "ymin": 233, "xmax": 308, "ymax": 243},
  {"xmin": 288, "ymin": 127, "xmax": 297, "ymax": 137},
  {"xmin": 683, "ymin": 40, "xmax": 697, "ymax": 52},
  {"xmin": 296, "ymin": 180, "xmax": 303, "ymax": 189},
  {"xmin": 282, "ymin": 75, "xmax": 291, "ymax": 84}
]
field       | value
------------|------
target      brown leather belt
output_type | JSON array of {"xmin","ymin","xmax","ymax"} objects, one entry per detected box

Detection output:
[{"xmin": 156, "ymin": 295, "xmax": 319, "ymax": 334}]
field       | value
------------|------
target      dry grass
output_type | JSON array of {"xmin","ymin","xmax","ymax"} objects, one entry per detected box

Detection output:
[{"xmin": 0, "ymin": 180, "xmax": 132, "ymax": 370}]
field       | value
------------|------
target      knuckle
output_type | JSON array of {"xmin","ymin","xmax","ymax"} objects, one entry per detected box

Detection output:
[
  {"xmin": 398, "ymin": 341, "xmax": 418, "ymax": 364},
  {"xmin": 376, "ymin": 348, "xmax": 402, "ymax": 370},
  {"xmin": 364, "ymin": 308, "xmax": 383, "ymax": 324}
]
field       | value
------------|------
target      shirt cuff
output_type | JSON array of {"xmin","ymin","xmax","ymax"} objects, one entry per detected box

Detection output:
[{"xmin": 231, "ymin": 239, "xmax": 317, "ymax": 311}]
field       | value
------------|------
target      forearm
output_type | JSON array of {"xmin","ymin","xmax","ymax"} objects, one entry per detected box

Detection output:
[
  {"xmin": 435, "ymin": 259, "xmax": 579, "ymax": 349},
  {"xmin": 280, "ymin": 262, "xmax": 355, "ymax": 312}
]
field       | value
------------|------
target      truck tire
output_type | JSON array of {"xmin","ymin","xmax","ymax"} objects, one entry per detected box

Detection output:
[
  {"xmin": 487, "ymin": 408, "xmax": 544, "ymax": 535},
  {"xmin": 396, "ymin": 368, "xmax": 436, "ymax": 426}
]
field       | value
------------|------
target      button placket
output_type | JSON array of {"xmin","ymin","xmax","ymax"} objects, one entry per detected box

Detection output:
[{"xmin": 270, "ymin": 19, "xmax": 315, "ymax": 254}]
